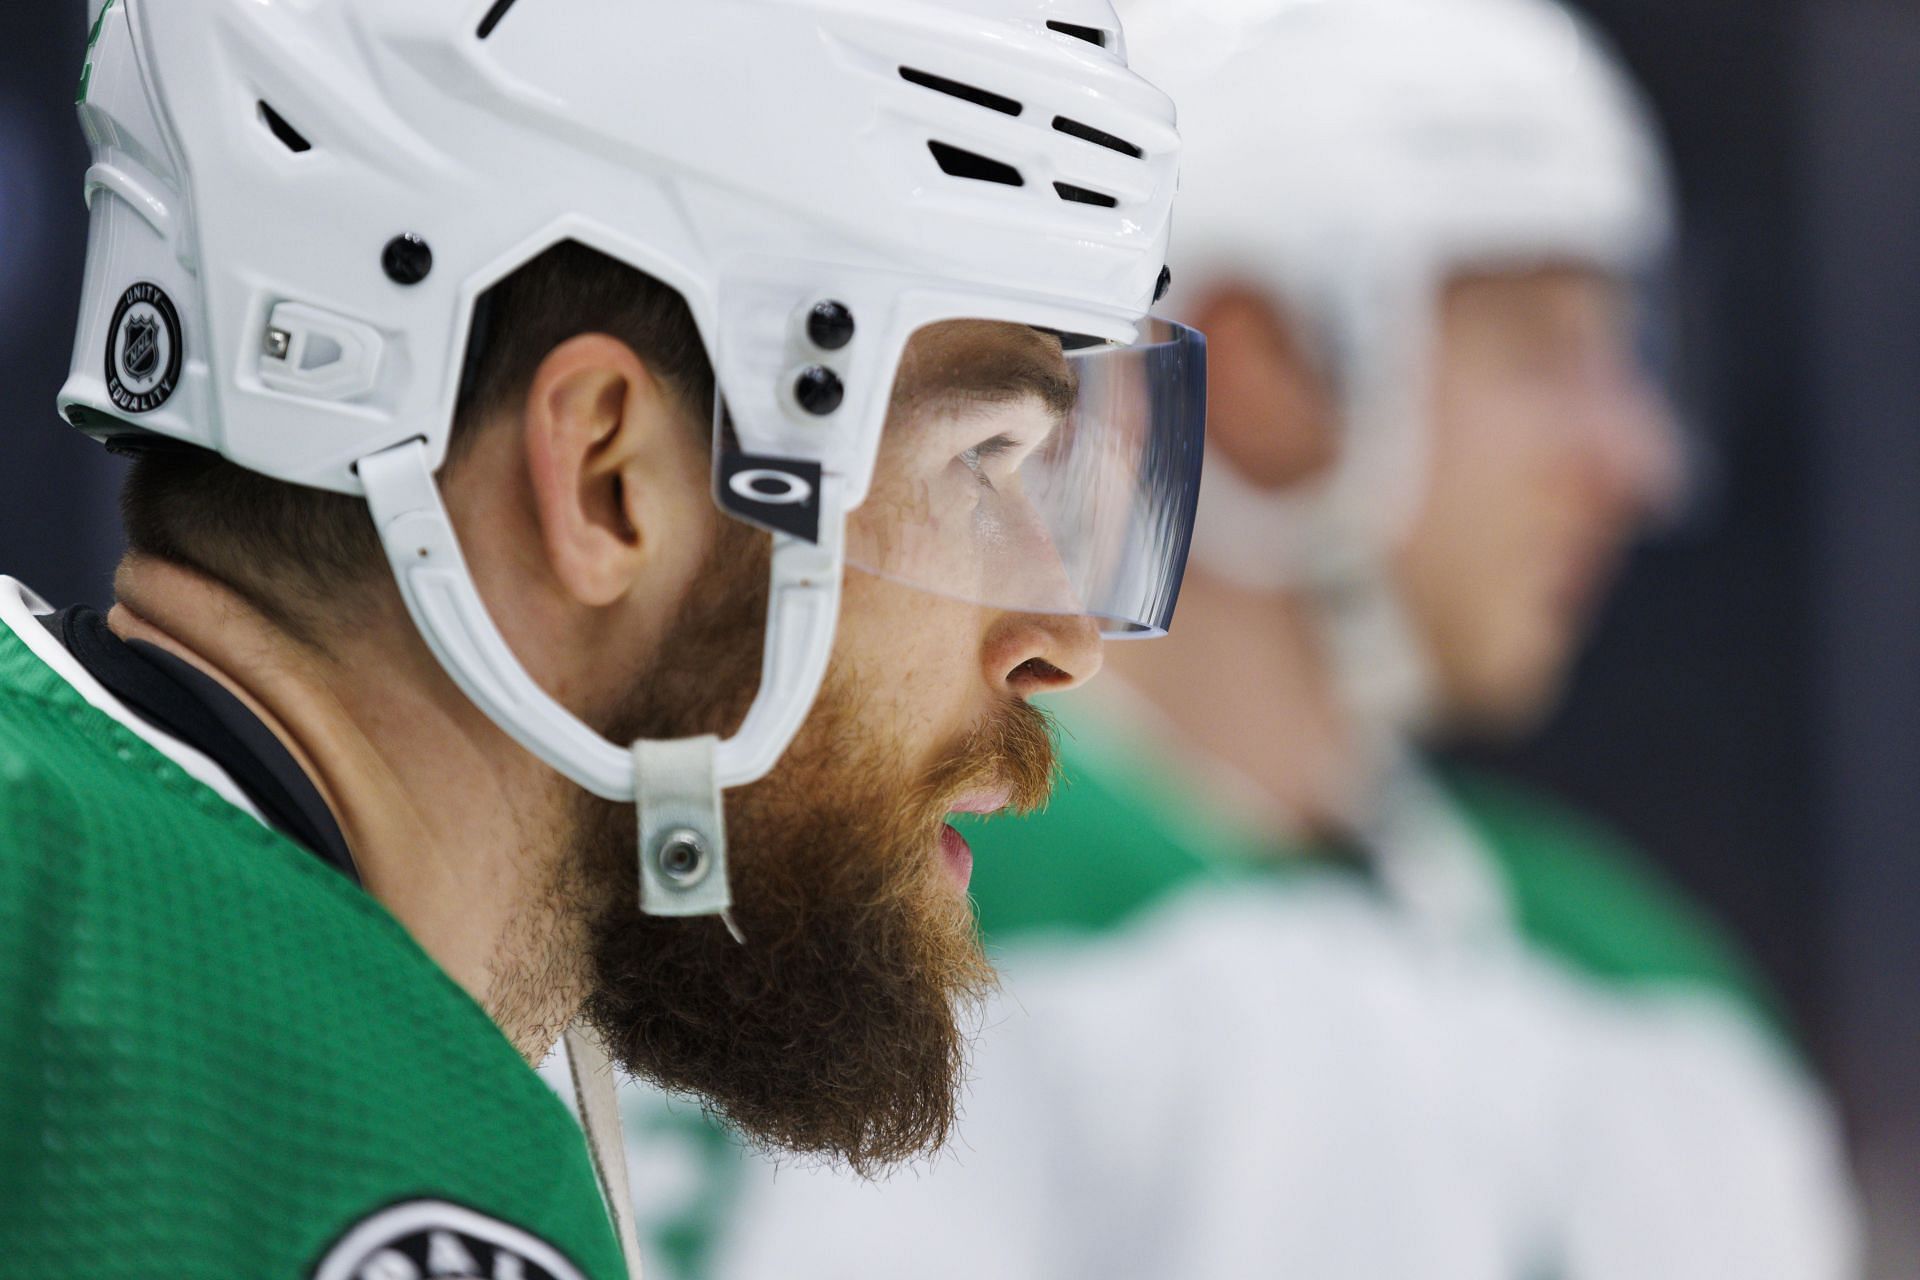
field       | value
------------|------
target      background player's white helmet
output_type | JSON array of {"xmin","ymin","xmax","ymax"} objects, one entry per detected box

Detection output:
[
  {"xmin": 62, "ymin": 0, "xmax": 1205, "ymax": 917},
  {"xmin": 1118, "ymin": 0, "xmax": 1671, "ymax": 732}
]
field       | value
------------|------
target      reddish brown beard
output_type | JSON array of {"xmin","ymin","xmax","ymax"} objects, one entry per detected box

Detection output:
[{"xmin": 574, "ymin": 521, "xmax": 1057, "ymax": 1174}]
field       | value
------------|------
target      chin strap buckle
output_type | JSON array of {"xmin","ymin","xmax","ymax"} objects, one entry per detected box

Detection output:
[{"xmin": 635, "ymin": 736, "xmax": 734, "ymax": 925}]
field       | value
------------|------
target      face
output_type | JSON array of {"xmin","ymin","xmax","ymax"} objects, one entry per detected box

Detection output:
[
  {"xmin": 574, "ymin": 322, "xmax": 1099, "ymax": 1174},
  {"xmin": 1393, "ymin": 266, "xmax": 1682, "ymax": 732}
]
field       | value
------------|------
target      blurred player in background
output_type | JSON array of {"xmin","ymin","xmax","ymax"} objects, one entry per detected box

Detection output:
[{"xmin": 601, "ymin": 0, "xmax": 1862, "ymax": 1277}]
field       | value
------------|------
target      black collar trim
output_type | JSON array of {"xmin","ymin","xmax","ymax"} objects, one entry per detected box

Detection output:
[{"xmin": 41, "ymin": 606, "xmax": 359, "ymax": 884}]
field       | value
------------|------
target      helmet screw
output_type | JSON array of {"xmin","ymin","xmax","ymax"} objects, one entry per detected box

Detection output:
[
  {"xmin": 1154, "ymin": 265, "xmax": 1173, "ymax": 303},
  {"xmin": 382, "ymin": 234, "xmax": 434, "ymax": 286},
  {"xmin": 657, "ymin": 828, "xmax": 711, "ymax": 888},
  {"xmin": 806, "ymin": 301, "xmax": 857, "ymax": 351},
  {"xmin": 795, "ymin": 366, "xmax": 845, "ymax": 416}
]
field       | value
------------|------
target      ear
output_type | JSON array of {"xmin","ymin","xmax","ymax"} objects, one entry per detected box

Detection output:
[
  {"xmin": 1189, "ymin": 287, "xmax": 1337, "ymax": 491},
  {"xmin": 521, "ymin": 333, "xmax": 707, "ymax": 609}
]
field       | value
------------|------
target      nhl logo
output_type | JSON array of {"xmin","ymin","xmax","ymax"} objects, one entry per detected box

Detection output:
[
  {"xmin": 104, "ymin": 281, "xmax": 183, "ymax": 414},
  {"xmin": 123, "ymin": 313, "xmax": 160, "ymax": 381}
]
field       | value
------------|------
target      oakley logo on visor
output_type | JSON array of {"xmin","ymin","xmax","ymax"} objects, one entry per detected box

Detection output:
[{"xmin": 719, "ymin": 450, "xmax": 823, "ymax": 543}]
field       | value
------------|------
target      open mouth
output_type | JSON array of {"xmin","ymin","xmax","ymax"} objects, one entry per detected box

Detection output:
[
  {"xmin": 938, "ymin": 786, "xmax": 1016, "ymax": 890},
  {"xmin": 938, "ymin": 823, "xmax": 975, "ymax": 890}
]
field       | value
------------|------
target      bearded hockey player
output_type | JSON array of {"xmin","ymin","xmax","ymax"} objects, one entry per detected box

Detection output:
[
  {"xmin": 601, "ymin": 1, "xmax": 1861, "ymax": 1278},
  {"xmin": 0, "ymin": 2, "xmax": 1204, "ymax": 1277}
]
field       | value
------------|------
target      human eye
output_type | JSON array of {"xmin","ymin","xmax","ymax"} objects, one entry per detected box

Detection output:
[{"xmin": 957, "ymin": 433, "xmax": 1020, "ymax": 491}]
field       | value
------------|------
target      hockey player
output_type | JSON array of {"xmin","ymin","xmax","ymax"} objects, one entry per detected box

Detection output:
[
  {"xmin": 0, "ymin": 2, "xmax": 1204, "ymax": 1277},
  {"xmin": 606, "ymin": 0, "xmax": 1861, "ymax": 1277}
]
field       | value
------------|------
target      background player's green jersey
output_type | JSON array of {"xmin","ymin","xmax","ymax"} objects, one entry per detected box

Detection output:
[
  {"xmin": 0, "ymin": 583, "xmax": 624, "ymax": 1280},
  {"xmin": 964, "ymin": 704, "xmax": 1781, "ymax": 1028}
]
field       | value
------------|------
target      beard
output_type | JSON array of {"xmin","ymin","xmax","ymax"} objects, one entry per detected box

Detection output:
[{"xmin": 570, "ymin": 519, "xmax": 1056, "ymax": 1175}]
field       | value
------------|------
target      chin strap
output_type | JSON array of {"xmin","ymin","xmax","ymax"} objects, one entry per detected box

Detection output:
[
  {"xmin": 564, "ymin": 1025, "xmax": 645, "ymax": 1280},
  {"xmin": 635, "ymin": 735, "xmax": 737, "ymax": 924},
  {"xmin": 359, "ymin": 438, "xmax": 845, "ymax": 924},
  {"xmin": 361, "ymin": 441, "xmax": 643, "ymax": 801},
  {"xmin": 1354, "ymin": 742, "xmax": 1515, "ymax": 946},
  {"xmin": 358, "ymin": 438, "xmax": 846, "ymax": 1273},
  {"xmin": 1310, "ymin": 562, "xmax": 1436, "ymax": 751}
]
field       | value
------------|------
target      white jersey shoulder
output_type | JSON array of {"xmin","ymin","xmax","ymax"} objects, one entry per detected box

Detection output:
[{"xmin": 680, "ymin": 881, "xmax": 1858, "ymax": 1280}]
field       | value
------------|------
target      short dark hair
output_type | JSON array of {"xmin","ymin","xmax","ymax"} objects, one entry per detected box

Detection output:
[{"xmin": 120, "ymin": 241, "xmax": 713, "ymax": 642}]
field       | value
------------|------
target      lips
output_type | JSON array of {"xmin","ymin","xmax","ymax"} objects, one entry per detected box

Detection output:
[
  {"xmin": 947, "ymin": 785, "xmax": 1015, "ymax": 818},
  {"xmin": 936, "ymin": 786, "xmax": 1013, "ymax": 891},
  {"xmin": 938, "ymin": 823, "xmax": 974, "ymax": 891}
]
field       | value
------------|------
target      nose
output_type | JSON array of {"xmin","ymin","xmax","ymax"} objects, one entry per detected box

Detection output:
[
  {"xmin": 982, "ymin": 610, "xmax": 1105, "ymax": 699},
  {"xmin": 1583, "ymin": 372, "xmax": 1688, "ymax": 523}
]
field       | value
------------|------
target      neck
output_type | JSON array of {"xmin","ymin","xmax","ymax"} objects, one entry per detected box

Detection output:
[
  {"xmin": 109, "ymin": 556, "xmax": 589, "ymax": 1061},
  {"xmin": 1104, "ymin": 565, "xmax": 1367, "ymax": 841}
]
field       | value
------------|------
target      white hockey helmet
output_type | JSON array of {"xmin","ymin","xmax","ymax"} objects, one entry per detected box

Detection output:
[
  {"xmin": 63, "ymin": 0, "xmax": 1205, "ymax": 917},
  {"xmin": 1118, "ymin": 0, "xmax": 1673, "ymax": 728}
]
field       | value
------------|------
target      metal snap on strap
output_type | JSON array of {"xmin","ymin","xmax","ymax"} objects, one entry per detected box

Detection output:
[{"xmin": 635, "ymin": 736, "xmax": 732, "ymax": 919}]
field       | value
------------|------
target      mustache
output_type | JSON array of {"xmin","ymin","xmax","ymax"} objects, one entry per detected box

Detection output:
[{"xmin": 920, "ymin": 697, "xmax": 1059, "ymax": 819}]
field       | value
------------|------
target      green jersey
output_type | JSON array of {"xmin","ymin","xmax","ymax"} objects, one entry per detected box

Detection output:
[
  {"xmin": 964, "ymin": 703, "xmax": 1780, "ymax": 1028},
  {"xmin": 0, "ymin": 582, "xmax": 624, "ymax": 1280}
]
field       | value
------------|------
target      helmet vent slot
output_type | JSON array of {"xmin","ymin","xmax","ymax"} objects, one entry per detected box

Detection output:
[
  {"xmin": 258, "ymin": 102, "xmax": 312, "ymax": 154},
  {"xmin": 477, "ymin": 0, "xmax": 522, "ymax": 39},
  {"xmin": 928, "ymin": 141, "xmax": 1024, "ymax": 188},
  {"xmin": 900, "ymin": 67, "xmax": 1023, "ymax": 117},
  {"xmin": 1053, "ymin": 116, "xmax": 1142, "ymax": 159},
  {"xmin": 1054, "ymin": 182, "xmax": 1118, "ymax": 208},
  {"xmin": 1046, "ymin": 21, "xmax": 1110, "ymax": 49}
]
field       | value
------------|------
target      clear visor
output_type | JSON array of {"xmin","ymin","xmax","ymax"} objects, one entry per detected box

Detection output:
[{"xmin": 840, "ymin": 317, "xmax": 1205, "ymax": 637}]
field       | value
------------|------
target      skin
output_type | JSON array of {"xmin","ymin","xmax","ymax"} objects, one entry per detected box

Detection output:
[
  {"xmin": 1399, "ymin": 269, "xmax": 1682, "ymax": 730},
  {"xmin": 1107, "ymin": 265, "xmax": 1682, "ymax": 837},
  {"xmin": 109, "ymin": 325, "xmax": 1101, "ymax": 1062}
]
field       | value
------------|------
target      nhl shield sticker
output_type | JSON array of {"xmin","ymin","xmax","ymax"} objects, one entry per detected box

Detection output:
[
  {"xmin": 104, "ymin": 281, "xmax": 183, "ymax": 414},
  {"xmin": 312, "ymin": 1200, "xmax": 588, "ymax": 1280}
]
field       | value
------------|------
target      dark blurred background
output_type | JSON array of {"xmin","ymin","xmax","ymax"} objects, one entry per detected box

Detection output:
[{"xmin": 2, "ymin": 1, "xmax": 1915, "ymax": 1271}]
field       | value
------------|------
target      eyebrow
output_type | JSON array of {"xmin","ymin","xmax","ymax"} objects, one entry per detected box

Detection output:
[{"xmin": 889, "ymin": 328, "xmax": 1081, "ymax": 428}]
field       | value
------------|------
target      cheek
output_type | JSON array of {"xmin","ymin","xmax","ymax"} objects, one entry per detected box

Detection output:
[
  {"xmin": 1398, "ymin": 391, "xmax": 1574, "ymax": 676},
  {"xmin": 835, "ymin": 571, "xmax": 986, "ymax": 744},
  {"xmin": 1417, "ymin": 381, "xmax": 1569, "ymax": 567}
]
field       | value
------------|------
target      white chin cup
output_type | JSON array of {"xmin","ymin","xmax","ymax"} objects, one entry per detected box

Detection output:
[
  {"xmin": 358, "ymin": 438, "xmax": 845, "ymax": 921},
  {"xmin": 1311, "ymin": 569, "xmax": 1438, "ymax": 751}
]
